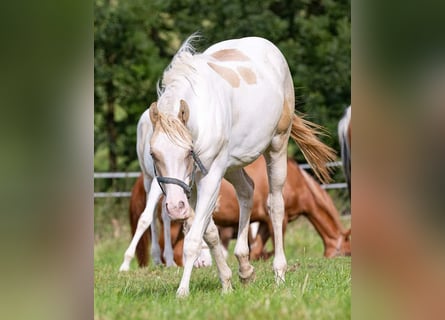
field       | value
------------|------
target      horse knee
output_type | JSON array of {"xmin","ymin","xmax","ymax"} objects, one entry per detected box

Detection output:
[
  {"xmin": 203, "ymin": 222, "xmax": 221, "ymax": 248},
  {"xmin": 234, "ymin": 241, "xmax": 249, "ymax": 258},
  {"xmin": 138, "ymin": 215, "xmax": 151, "ymax": 231},
  {"xmin": 183, "ymin": 237, "xmax": 201, "ymax": 259}
]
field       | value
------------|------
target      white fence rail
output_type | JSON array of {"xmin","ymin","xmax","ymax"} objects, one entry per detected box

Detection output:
[{"xmin": 94, "ymin": 161, "xmax": 346, "ymax": 198}]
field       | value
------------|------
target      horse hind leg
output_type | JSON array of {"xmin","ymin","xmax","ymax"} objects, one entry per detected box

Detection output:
[
  {"xmin": 225, "ymin": 168, "xmax": 255, "ymax": 283},
  {"xmin": 264, "ymin": 135, "xmax": 289, "ymax": 284}
]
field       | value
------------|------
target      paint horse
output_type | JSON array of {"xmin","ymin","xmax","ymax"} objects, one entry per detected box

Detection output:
[
  {"xmin": 129, "ymin": 156, "xmax": 350, "ymax": 267},
  {"xmin": 119, "ymin": 35, "xmax": 335, "ymax": 297},
  {"xmin": 338, "ymin": 105, "xmax": 351, "ymax": 200}
]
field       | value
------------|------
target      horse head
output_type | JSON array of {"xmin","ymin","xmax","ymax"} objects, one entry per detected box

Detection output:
[
  {"xmin": 324, "ymin": 227, "xmax": 351, "ymax": 257},
  {"xmin": 342, "ymin": 228, "xmax": 352, "ymax": 256},
  {"xmin": 149, "ymin": 100, "xmax": 198, "ymax": 221}
]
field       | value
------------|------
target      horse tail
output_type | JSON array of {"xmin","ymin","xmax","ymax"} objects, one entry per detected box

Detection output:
[
  {"xmin": 290, "ymin": 114, "xmax": 336, "ymax": 184},
  {"xmin": 338, "ymin": 106, "xmax": 351, "ymax": 197}
]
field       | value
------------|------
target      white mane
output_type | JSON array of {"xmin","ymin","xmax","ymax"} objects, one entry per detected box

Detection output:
[{"xmin": 157, "ymin": 34, "xmax": 202, "ymax": 102}]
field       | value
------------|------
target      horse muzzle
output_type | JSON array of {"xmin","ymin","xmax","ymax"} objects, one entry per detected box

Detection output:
[{"xmin": 166, "ymin": 198, "xmax": 190, "ymax": 221}]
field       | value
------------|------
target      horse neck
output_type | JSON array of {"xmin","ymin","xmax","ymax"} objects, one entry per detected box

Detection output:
[
  {"xmin": 302, "ymin": 172, "xmax": 347, "ymax": 254},
  {"xmin": 165, "ymin": 87, "xmax": 230, "ymax": 159}
]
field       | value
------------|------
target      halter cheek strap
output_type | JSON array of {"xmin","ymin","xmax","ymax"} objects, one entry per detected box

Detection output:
[
  {"xmin": 191, "ymin": 150, "xmax": 208, "ymax": 175},
  {"xmin": 154, "ymin": 149, "xmax": 207, "ymax": 199}
]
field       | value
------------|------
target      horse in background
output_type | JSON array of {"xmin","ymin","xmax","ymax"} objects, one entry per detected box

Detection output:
[
  {"xmin": 244, "ymin": 157, "xmax": 351, "ymax": 259},
  {"xmin": 119, "ymin": 35, "xmax": 335, "ymax": 297},
  {"xmin": 129, "ymin": 156, "xmax": 350, "ymax": 267},
  {"xmin": 338, "ymin": 105, "xmax": 351, "ymax": 200}
]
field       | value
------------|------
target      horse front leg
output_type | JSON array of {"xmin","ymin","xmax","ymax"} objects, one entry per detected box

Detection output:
[
  {"xmin": 119, "ymin": 180, "xmax": 162, "ymax": 272},
  {"xmin": 201, "ymin": 218, "xmax": 232, "ymax": 291},
  {"xmin": 176, "ymin": 170, "xmax": 229, "ymax": 297},
  {"xmin": 150, "ymin": 203, "xmax": 162, "ymax": 265},
  {"xmin": 161, "ymin": 200, "xmax": 177, "ymax": 267}
]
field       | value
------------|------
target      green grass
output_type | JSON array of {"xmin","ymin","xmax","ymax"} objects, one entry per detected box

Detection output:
[{"xmin": 94, "ymin": 199, "xmax": 351, "ymax": 320}]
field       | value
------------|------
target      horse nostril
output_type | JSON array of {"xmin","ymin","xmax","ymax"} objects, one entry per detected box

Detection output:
[{"xmin": 178, "ymin": 201, "xmax": 185, "ymax": 209}]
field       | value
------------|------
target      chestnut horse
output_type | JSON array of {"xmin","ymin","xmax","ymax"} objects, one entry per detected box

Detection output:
[{"xmin": 130, "ymin": 156, "xmax": 350, "ymax": 267}]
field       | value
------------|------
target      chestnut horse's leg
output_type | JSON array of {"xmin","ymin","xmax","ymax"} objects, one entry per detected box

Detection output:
[
  {"xmin": 250, "ymin": 221, "xmax": 271, "ymax": 260},
  {"xmin": 264, "ymin": 137, "xmax": 288, "ymax": 284},
  {"xmin": 119, "ymin": 178, "xmax": 163, "ymax": 272},
  {"xmin": 224, "ymin": 168, "xmax": 255, "ymax": 283}
]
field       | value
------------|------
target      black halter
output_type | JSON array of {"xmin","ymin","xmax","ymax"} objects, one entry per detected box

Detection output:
[{"xmin": 153, "ymin": 150, "xmax": 208, "ymax": 199}]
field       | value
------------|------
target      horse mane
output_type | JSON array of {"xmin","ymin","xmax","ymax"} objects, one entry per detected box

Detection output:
[
  {"xmin": 157, "ymin": 33, "xmax": 202, "ymax": 99},
  {"xmin": 156, "ymin": 112, "xmax": 193, "ymax": 150},
  {"xmin": 153, "ymin": 34, "xmax": 202, "ymax": 150}
]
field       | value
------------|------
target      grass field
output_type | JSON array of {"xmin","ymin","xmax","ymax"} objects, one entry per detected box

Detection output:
[{"xmin": 94, "ymin": 199, "xmax": 351, "ymax": 320}]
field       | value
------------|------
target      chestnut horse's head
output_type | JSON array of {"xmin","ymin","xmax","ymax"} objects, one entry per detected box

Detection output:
[
  {"xmin": 325, "ymin": 228, "xmax": 351, "ymax": 258},
  {"xmin": 149, "ymin": 100, "xmax": 206, "ymax": 221}
]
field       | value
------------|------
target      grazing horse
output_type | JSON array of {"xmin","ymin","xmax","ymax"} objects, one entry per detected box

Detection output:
[
  {"xmin": 129, "ymin": 156, "xmax": 350, "ymax": 267},
  {"xmin": 338, "ymin": 105, "xmax": 351, "ymax": 199},
  {"xmin": 243, "ymin": 157, "xmax": 351, "ymax": 259},
  {"xmin": 119, "ymin": 35, "xmax": 335, "ymax": 297}
]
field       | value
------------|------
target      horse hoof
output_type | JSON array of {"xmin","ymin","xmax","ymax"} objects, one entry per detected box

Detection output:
[
  {"xmin": 166, "ymin": 260, "xmax": 178, "ymax": 267},
  {"xmin": 176, "ymin": 287, "xmax": 189, "ymax": 298},
  {"xmin": 274, "ymin": 271, "xmax": 286, "ymax": 285},
  {"xmin": 119, "ymin": 263, "xmax": 129, "ymax": 272},
  {"xmin": 239, "ymin": 266, "xmax": 255, "ymax": 284},
  {"xmin": 222, "ymin": 280, "xmax": 233, "ymax": 294},
  {"xmin": 152, "ymin": 258, "xmax": 163, "ymax": 266}
]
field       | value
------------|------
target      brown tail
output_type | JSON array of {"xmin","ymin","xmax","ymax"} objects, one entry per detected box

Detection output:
[{"xmin": 290, "ymin": 114, "xmax": 336, "ymax": 184}]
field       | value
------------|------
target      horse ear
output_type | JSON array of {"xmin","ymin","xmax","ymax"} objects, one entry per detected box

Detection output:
[
  {"xmin": 149, "ymin": 102, "xmax": 158, "ymax": 124},
  {"xmin": 178, "ymin": 99, "xmax": 190, "ymax": 125}
]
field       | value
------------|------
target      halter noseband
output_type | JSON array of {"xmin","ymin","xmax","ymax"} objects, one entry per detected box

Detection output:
[{"xmin": 153, "ymin": 150, "xmax": 208, "ymax": 199}]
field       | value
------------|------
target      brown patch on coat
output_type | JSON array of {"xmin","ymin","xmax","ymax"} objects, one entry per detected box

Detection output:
[
  {"xmin": 211, "ymin": 49, "xmax": 250, "ymax": 61},
  {"xmin": 207, "ymin": 62, "xmax": 240, "ymax": 88},
  {"xmin": 276, "ymin": 98, "xmax": 292, "ymax": 133},
  {"xmin": 237, "ymin": 66, "xmax": 257, "ymax": 85}
]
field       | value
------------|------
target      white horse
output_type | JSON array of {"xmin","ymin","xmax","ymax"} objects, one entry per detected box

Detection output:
[
  {"xmin": 338, "ymin": 105, "xmax": 351, "ymax": 199},
  {"xmin": 119, "ymin": 35, "xmax": 335, "ymax": 297}
]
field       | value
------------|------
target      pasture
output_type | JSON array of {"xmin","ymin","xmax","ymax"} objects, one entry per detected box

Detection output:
[{"xmin": 94, "ymin": 198, "xmax": 351, "ymax": 320}]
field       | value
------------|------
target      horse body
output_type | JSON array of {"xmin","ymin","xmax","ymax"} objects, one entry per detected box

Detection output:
[{"xmin": 120, "ymin": 35, "xmax": 335, "ymax": 297}]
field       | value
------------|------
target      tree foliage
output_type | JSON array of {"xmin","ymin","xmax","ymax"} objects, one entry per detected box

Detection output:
[{"xmin": 94, "ymin": 0, "xmax": 350, "ymax": 172}]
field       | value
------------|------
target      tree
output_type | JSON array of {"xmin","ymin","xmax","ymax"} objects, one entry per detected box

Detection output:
[{"xmin": 94, "ymin": 0, "xmax": 350, "ymax": 176}]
